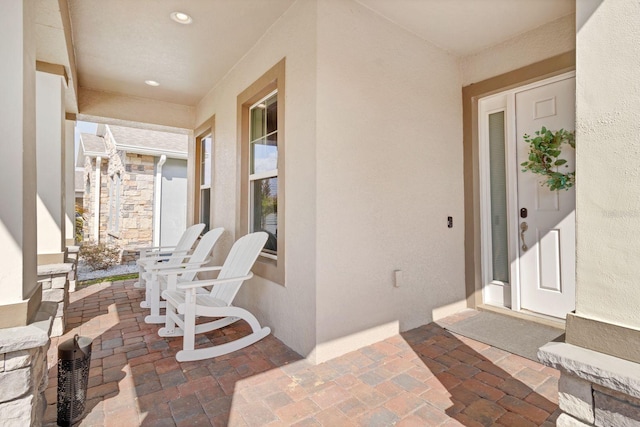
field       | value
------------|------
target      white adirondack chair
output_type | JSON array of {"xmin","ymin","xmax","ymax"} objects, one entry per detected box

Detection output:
[
  {"xmin": 143, "ymin": 227, "xmax": 224, "ymax": 324},
  {"xmin": 134, "ymin": 223, "xmax": 205, "ymax": 309},
  {"xmin": 158, "ymin": 232, "xmax": 269, "ymax": 362}
]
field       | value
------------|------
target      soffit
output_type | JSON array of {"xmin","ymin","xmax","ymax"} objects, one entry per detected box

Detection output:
[
  {"xmin": 67, "ymin": 0, "xmax": 296, "ymax": 107},
  {"xmin": 43, "ymin": 0, "xmax": 574, "ymax": 118},
  {"xmin": 356, "ymin": 0, "xmax": 575, "ymax": 56}
]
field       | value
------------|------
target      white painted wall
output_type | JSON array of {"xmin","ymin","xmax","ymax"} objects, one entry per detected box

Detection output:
[
  {"xmin": 65, "ymin": 119, "xmax": 76, "ymax": 244},
  {"xmin": 575, "ymin": 0, "xmax": 640, "ymax": 329},
  {"xmin": 0, "ymin": 0, "xmax": 38, "ymax": 303},
  {"xmin": 36, "ymin": 71, "xmax": 66, "ymax": 258},
  {"xmin": 195, "ymin": 0, "xmax": 318, "ymax": 357},
  {"xmin": 461, "ymin": 14, "xmax": 575, "ymax": 86},
  {"xmin": 159, "ymin": 158, "xmax": 188, "ymax": 247},
  {"xmin": 313, "ymin": 0, "xmax": 466, "ymax": 362}
]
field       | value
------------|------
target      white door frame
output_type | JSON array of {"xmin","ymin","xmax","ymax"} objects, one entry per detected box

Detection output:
[{"xmin": 478, "ymin": 71, "xmax": 576, "ymax": 313}]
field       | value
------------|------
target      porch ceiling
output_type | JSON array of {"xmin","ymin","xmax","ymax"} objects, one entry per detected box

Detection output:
[{"xmin": 37, "ymin": 0, "xmax": 574, "ymax": 114}]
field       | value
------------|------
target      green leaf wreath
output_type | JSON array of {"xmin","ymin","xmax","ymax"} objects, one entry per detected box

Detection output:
[{"xmin": 521, "ymin": 126, "xmax": 575, "ymax": 191}]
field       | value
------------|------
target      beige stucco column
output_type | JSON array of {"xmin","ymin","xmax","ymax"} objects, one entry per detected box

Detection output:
[
  {"xmin": 65, "ymin": 118, "xmax": 76, "ymax": 246},
  {"xmin": 35, "ymin": 70, "xmax": 67, "ymax": 264},
  {"xmin": 566, "ymin": 0, "xmax": 640, "ymax": 362},
  {"xmin": 0, "ymin": 0, "xmax": 41, "ymax": 328},
  {"xmin": 539, "ymin": 2, "xmax": 640, "ymax": 425}
]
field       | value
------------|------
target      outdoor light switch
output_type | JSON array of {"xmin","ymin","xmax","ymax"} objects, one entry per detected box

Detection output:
[
  {"xmin": 448, "ymin": 216, "xmax": 453, "ymax": 228},
  {"xmin": 394, "ymin": 270, "xmax": 402, "ymax": 288}
]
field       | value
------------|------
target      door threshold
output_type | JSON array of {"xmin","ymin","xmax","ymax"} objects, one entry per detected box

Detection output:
[{"xmin": 477, "ymin": 304, "xmax": 566, "ymax": 330}]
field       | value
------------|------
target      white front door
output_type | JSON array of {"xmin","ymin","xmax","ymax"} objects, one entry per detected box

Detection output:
[
  {"xmin": 516, "ymin": 77, "xmax": 576, "ymax": 318},
  {"xmin": 479, "ymin": 73, "xmax": 576, "ymax": 319}
]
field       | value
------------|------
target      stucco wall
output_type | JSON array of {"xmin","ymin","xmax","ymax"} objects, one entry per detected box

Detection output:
[
  {"xmin": 0, "ymin": 0, "xmax": 38, "ymax": 304},
  {"xmin": 36, "ymin": 71, "xmax": 65, "ymax": 259},
  {"xmin": 194, "ymin": 0, "xmax": 471, "ymax": 362},
  {"xmin": 461, "ymin": 13, "xmax": 575, "ymax": 86},
  {"xmin": 79, "ymin": 88, "xmax": 195, "ymax": 131},
  {"xmin": 194, "ymin": 0, "xmax": 318, "ymax": 357},
  {"xmin": 575, "ymin": 0, "xmax": 640, "ymax": 330},
  {"xmin": 313, "ymin": 0, "xmax": 466, "ymax": 362}
]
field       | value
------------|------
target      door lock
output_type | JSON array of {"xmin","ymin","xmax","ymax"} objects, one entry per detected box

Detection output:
[
  {"xmin": 520, "ymin": 222, "xmax": 528, "ymax": 251},
  {"xmin": 520, "ymin": 208, "xmax": 528, "ymax": 218}
]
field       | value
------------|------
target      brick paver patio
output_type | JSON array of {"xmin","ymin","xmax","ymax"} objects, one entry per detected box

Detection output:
[{"xmin": 44, "ymin": 279, "xmax": 560, "ymax": 426}]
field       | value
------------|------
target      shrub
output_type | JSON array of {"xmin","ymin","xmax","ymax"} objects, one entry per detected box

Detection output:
[
  {"xmin": 80, "ymin": 241, "xmax": 121, "ymax": 271},
  {"xmin": 75, "ymin": 205, "xmax": 85, "ymax": 243}
]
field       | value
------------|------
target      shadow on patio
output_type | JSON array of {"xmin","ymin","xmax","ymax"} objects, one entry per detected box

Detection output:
[{"xmin": 44, "ymin": 280, "xmax": 560, "ymax": 426}]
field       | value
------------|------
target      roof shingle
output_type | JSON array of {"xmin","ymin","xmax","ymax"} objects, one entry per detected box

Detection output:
[{"xmin": 108, "ymin": 125, "xmax": 187, "ymax": 154}]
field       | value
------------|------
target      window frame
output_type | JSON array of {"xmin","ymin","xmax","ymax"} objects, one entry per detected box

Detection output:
[
  {"xmin": 248, "ymin": 90, "xmax": 279, "ymax": 259},
  {"xmin": 194, "ymin": 118, "xmax": 214, "ymax": 234},
  {"xmin": 237, "ymin": 58, "xmax": 286, "ymax": 285}
]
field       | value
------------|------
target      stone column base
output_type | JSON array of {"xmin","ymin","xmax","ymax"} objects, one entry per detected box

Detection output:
[
  {"xmin": 66, "ymin": 245, "xmax": 80, "ymax": 292},
  {"xmin": 0, "ymin": 301, "xmax": 56, "ymax": 426},
  {"xmin": 539, "ymin": 342, "xmax": 640, "ymax": 426},
  {"xmin": 37, "ymin": 263, "xmax": 72, "ymax": 337}
]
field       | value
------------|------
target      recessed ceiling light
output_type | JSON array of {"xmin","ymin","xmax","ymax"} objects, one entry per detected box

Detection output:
[
  {"xmin": 170, "ymin": 11, "xmax": 193, "ymax": 24},
  {"xmin": 145, "ymin": 80, "xmax": 160, "ymax": 87}
]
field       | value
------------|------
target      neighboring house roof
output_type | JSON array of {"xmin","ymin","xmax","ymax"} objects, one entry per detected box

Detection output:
[
  {"xmin": 74, "ymin": 170, "xmax": 85, "ymax": 193},
  {"xmin": 80, "ymin": 133, "xmax": 107, "ymax": 156},
  {"xmin": 108, "ymin": 125, "xmax": 188, "ymax": 159}
]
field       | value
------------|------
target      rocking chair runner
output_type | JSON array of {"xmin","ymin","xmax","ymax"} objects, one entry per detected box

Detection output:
[
  {"xmin": 158, "ymin": 232, "xmax": 269, "ymax": 362},
  {"xmin": 142, "ymin": 227, "xmax": 224, "ymax": 324},
  {"xmin": 134, "ymin": 223, "xmax": 205, "ymax": 308}
]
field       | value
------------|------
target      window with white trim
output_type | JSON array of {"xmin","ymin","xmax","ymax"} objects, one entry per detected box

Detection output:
[
  {"xmin": 249, "ymin": 91, "xmax": 278, "ymax": 257},
  {"xmin": 237, "ymin": 58, "xmax": 285, "ymax": 284},
  {"xmin": 199, "ymin": 134, "xmax": 212, "ymax": 233}
]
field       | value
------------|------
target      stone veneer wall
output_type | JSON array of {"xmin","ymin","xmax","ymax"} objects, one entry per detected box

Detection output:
[
  {"xmin": 82, "ymin": 151, "xmax": 156, "ymax": 264},
  {"xmin": 116, "ymin": 152, "xmax": 155, "ymax": 248},
  {"xmin": 37, "ymin": 263, "xmax": 71, "ymax": 337},
  {"xmin": 0, "ymin": 302, "xmax": 57, "ymax": 426},
  {"xmin": 539, "ymin": 342, "xmax": 640, "ymax": 426},
  {"xmin": 82, "ymin": 158, "xmax": 108, "ymax": 243}
]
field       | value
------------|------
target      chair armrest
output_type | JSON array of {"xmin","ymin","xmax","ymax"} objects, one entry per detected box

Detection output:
[
  {"xmin": 146, "ymin": 258, "xmax": 211, "ymax": 272},
  {"xmin": 137, "ymin": 250, "xmax": 190, "ymax": 265},
  {"xmin": 143, "ymin": 252, "xmax": 203, "ymax": 263},
  {"xmin": 135, "ymin": 245, "xmax": 178, "ymax": 252},
  {"xmin": 177, "ymin": 273, "xmax": 254, "ymax": 289},
  {"xmin": 156, "ymin": 264, "xmax": 222, "ymax": 276}
]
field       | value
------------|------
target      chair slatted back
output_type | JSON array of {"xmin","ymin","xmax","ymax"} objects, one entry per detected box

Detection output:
[
  {"xmin": 177, "ymin": 227, "xmax": 224, "ymax": 282},
  {"xmin": 209, "ymin": 232, "xmax": 268, "ymax": 305},
  {"xmin": 165, "ymin": 223, "xmax": 206, "ymax": 266}
]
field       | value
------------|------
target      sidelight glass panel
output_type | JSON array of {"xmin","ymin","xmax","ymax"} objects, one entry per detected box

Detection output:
[{"xmin": 489, "ymin": 112, "xmax": 509, "ymax": 283}]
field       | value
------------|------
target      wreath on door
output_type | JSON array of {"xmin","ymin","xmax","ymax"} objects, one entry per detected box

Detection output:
[{"xmin": 521, "ymin": 126, "xmax": 576, "ymax": 191}]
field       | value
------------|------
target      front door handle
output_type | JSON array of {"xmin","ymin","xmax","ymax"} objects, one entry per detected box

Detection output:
[{"xmin": 520, "ymin": 222, "xmax": 528, "ymax": 251}]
